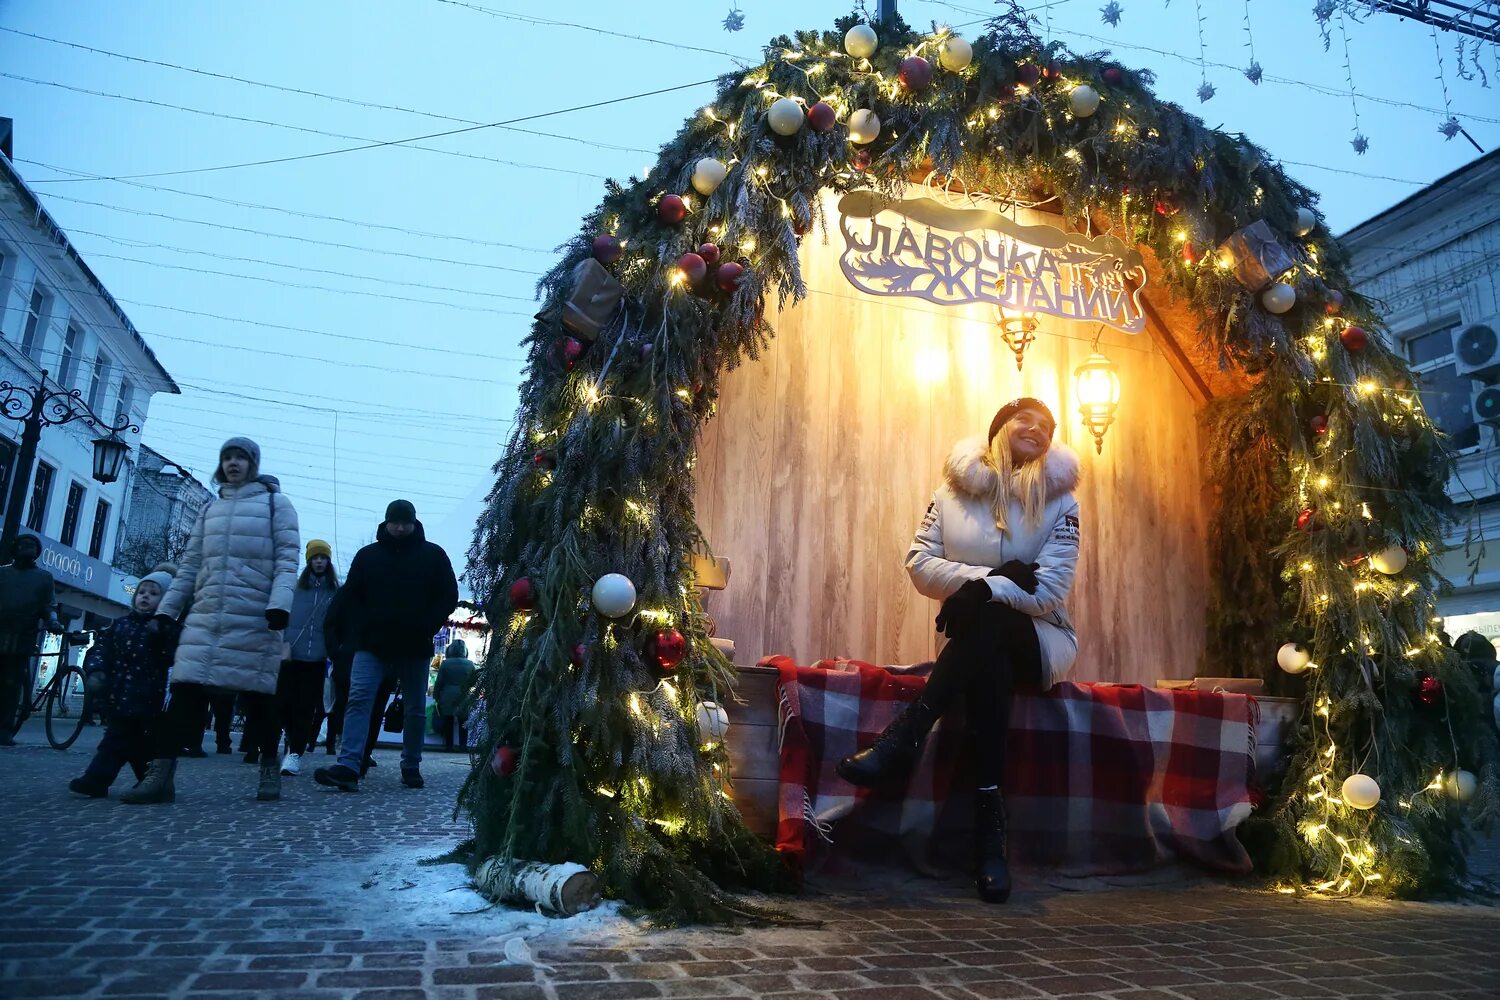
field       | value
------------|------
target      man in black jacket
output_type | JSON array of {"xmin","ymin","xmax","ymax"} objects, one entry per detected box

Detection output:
[{"xmin": 314, "ymin": 500, "xmax": 457, "ymax": 791}]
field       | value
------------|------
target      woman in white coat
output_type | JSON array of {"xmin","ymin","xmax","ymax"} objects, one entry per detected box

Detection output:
[
  {"xmin": 123, "ymin": 437, "xmax": 300, "ymax": 805},
  {"xmin": 838, "ymin": 398, "xmax": 1081, "ymax": 903}
]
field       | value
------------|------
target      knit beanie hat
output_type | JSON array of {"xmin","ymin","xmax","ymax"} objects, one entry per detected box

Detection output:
[
  {"xmin": 214, "ymin": 436, "xmax": 262, "ymax": 483},
  {"xmin": 138, "ymin": 571, "xmax": 174, "ymax": 594},
  {"xmin": 385, "ymin": 499, "xmax": 418, "ymax": 524},
  {"xmin": 988, "ymin": 397, "xmax": 1056, "ymax": 443},
  {"xmin": 306, "ymin": 539, "xmax": 332, "ymax": 562}
]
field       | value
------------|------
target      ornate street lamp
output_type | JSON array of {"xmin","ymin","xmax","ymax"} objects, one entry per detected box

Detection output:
[
  {"xmin": 994, "ymin": 303, "xmax": 1039, "ymax": 371},
  {"xmin": 1073, "ymin": 352, "xmax": 1121, "ymax": 454},
  {"xmin": 1, "ymin": 370, "xmax": 137, "ymax": 554}
]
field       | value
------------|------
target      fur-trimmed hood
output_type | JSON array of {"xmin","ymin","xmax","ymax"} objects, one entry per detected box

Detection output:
[{"xmin": 943, "ymin": 437, "xmax": 1081, "ymax": 502}]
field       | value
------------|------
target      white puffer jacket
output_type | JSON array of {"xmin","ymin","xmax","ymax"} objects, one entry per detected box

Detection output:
[
  {"xmin": 906, "ymin": 437, "xmax": 1082, "ymax": 688},
  {"xmin": 158, "ymin": 478, "xmax": 300, "ymax": 694}
]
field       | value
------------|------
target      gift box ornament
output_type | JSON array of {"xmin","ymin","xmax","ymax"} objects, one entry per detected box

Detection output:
[
  {"xmin": 1218, "ymin": 221, "xmax": 1294, "ymax": 292},
  {"xmin": 561, "ymin": 258, "xmax": 624, "ymax": 341}
]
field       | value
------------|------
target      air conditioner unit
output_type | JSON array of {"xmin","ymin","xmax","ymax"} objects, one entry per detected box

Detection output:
[
  {"xmin": 1454, "ymin": 319, "xmax": 1500, "ymax": 377},
  {"xmin": 1471, "ymin": 383, "xmax": 1500, "ymax": 425}
]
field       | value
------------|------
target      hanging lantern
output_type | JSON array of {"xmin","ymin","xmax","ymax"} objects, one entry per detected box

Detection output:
[
  {"xmin": 1074, "ymin": 352, "xmax": 1121, "ymax": 454},
  {"xmin": 91, "ymin": 433, "xmax": 130, "ymax": 484},
  {"xmin": 994, "ymin": 304, "xmax": 1038, "ymax": 371}
]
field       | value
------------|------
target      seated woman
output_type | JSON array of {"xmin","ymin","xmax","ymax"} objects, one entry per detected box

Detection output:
[{"xmin": 838, "ymin": 398, "xmax": 1081, "ymax": 904}]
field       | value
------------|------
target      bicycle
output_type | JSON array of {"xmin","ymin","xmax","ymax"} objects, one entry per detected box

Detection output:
[{"xmin": 3, "ymin": 630, "xmax": 96, "ymax": 750}]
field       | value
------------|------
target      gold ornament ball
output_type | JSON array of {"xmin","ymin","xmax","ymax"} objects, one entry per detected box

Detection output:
[
  {"xmin": 1261, "ymin": 282, "xmax": 1296, "ymax": 314},
  {"xmin": 848, "ymin": 109, "xmax": 881, "ymax": 145},
  {"xmin": 1069, "ymin": 84, "xmax": 1101, "ymax": 118},
  {"xmin": 1294, "ymin": 207, "xmax": 1317, "ymax": 237},
  {"xmin": 767, "ymin": 97, "xmax": 805, "ymax": 136},
  {"xmin": 845, "ymin": 23, "xmax": 878, "ymax": 59},
  {"xmin": 939, "ymin": 35, "xmax": 973, "ymax": 71},
  {"xmin": 1341, "ymin": 773, "xmax": 1381, "ymax": 810},
  {"xmin": 1370, "ymin": 544, "xmax": 1408, "ymax": 576},
  {"xmin": 1446, "ymin": 769, "xmax": 1477, "ymax": 802},
  {"xmin": 690, "ymin": 157, "xmax": 728, "ymax": 196},
  {"xmin": 1277, "ymin": 642, "xmax": 1312, "ymax": 675}
]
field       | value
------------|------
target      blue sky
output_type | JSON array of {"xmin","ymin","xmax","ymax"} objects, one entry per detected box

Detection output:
[{"xmin": 1, "ymin": 0, "xmax": 1495, "ymax": 582}]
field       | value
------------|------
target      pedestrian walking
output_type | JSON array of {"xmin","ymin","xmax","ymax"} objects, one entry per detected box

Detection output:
[
  {"xmin": 432, "ymin": 639, "xmax": 476, "ymax": 751},
  {"xmin": 0, "ymin": 534, "xmax": 64, "ymax": 745},
  {"xmin": 122, "ymin": 438, "xmax": 300, "ymax": 805},
  {"xmin": 69, "ymin": 571, "xmax": 178, "ymax": 797},
  {"xmin": 277, "ymin": 540, "xmax": 338, "ymax": 777},
  {"xmin": 314, "ymin": 500, "xmax": 456, "ymax": 792}
]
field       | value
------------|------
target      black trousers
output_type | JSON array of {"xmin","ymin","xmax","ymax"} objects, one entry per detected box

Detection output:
[
  {"xmin": 276, "ymin": 660, "xmax": 325, "ymax": 756},
  {"xmin": 157, "ymin": 682, "xmax": 278, "ymax": 760},
  {"xmin": 922, "ymin": 602, "xmax": 1043, "ymax": 789},
  {"xmin": 437, "ymin": 713, "xmax": 467, "ymax": 750},
  {"xmin": 83, "ymin": 716, "xmax": 154, "ymax": 787},
  {"xmin": 324, "ymin": 659, "xmax": 351, "ymax": 747},
  {"xmin": 205, "ymin": 689, "xmax": 236, "ymax": 750},
  {"xmin": 0, "ymin": 652, "xmax": 31, "ymax": 732}
]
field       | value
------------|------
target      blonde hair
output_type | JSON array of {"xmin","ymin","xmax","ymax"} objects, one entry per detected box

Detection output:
[{"xmin": 986, "ymin": 430, "xmax": 1049, "ymax": 535}]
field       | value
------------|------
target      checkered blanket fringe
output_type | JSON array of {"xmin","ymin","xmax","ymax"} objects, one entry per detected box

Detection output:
[{"xmin": 766, "ymin": 655, "xmax": 1256, "ymax": 876}]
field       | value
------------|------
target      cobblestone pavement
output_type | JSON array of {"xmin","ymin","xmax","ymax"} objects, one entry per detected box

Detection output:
[{"xmin": 4, "ymin": 720, "xmax": 1499, "ymax": 1000}]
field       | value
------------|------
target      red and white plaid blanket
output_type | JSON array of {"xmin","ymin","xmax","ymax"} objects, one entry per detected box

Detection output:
[{"xmin": 766, "ymin": 656, "xmax": 1256, "ymax": 876}]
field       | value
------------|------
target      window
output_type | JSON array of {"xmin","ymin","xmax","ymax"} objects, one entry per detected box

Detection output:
[
  {"xmin": 0, "ymin": 246, "xmax": 12, "ymax": 320},
  {"xmin": 116, "ymin": 378, "xmax": 136, "ymax": 425},
  {"xmin": 58, "ymin": 323, "xmax": 81, "ymax": 389},
  {"xmin": 59, "ymin": 482, "xmax": 85, "ymax": 547},
  {"xmin": 0, "ymin": 437, "xmax": 15, "ymax": 519},
  {"xmin": 88, "ymin": 498, "xmax": 111, "ymax": 559},
  {"xmin": 21, "ymin": 285, "xmax": 51, "ymax": 361},
  {"xmin": 1404, "ymin": 322, "xmax": 1479, "ymax": 450},
  {"xmin": 87, "ymin": 350, "xmax": 112, "ymax": 412},
  {"xmin": 26, "ymin": 461, "xmax": 54, "ymax": 532}
]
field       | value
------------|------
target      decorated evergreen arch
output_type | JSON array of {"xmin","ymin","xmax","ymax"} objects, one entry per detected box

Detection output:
[{"xmin": 462, "ymin": 7, "xmax": 1498, "ymax": 922}]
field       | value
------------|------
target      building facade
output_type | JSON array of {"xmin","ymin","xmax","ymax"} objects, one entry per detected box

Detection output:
[
  {"xmin": 0, "ymin": 126, "xmax": 179, "ymax": 622},
  {"xmin": 113, "ymin": 444, "xmax": 212, "ymax": 578},
  {"xmin": 1343, "ymin": 149, "xmax": 1500, "ymax": 641}
]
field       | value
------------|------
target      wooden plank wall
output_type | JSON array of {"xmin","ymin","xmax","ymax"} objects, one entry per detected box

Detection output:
[{"xmin": 695, "ymin": 197, "xmax": 1209, "ymax": 685}]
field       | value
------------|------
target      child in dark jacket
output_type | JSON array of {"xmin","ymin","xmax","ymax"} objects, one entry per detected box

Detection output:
[{"xmin": 69, "ymin": 572, "xmax": 178, "ymax": 798}]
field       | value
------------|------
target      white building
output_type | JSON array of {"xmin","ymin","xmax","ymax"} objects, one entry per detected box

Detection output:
[
  {"xmin": 1343, "ymin": 149, "xmax": 1500, "ymax": 641},
  {"xmin": 113, "ymin": 444, "xmax": 213, "ymax": 578},
  {"xmin": 0, "ymin": 121, "xmax": 179, "ymax": 622}
]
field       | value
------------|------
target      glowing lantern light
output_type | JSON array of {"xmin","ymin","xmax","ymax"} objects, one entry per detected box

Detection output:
[{"xmin": 1074, "ymin": 352, "xmax": 1121, "ymax": 454}]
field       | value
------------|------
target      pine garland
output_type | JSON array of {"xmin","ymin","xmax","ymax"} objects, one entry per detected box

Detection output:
[{"xmin": 461, "ymin": 7, "xmax": 1497, "ymax": 919}]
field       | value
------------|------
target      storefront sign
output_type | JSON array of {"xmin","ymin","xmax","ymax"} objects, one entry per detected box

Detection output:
[
  {"xmin": 24, "ymin": 531, "xmax": 112, "ymax": 599},
  {"xmin": 837, "ymin": 191, "xmax": 1148, "ymax": 333}
]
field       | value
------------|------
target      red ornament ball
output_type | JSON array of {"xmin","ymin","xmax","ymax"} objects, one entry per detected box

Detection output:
[
  {"xmin": 1041, "ymin": 62, "xmax": 1063, "ymax": 82},
  {"xmin": 1339, "ymin": 326, "xmax": 1369, "ymax": 352},
  {"xmin": 792, "ymin": 216, "xmax": 810, "ymax": 237},
  {"xmin": 1154, "ymin": 197, "xmax": 1180, "ymax": 217},
  {"xmin": 697, "ymin": 242, "xmax": 721, "ymax": 266},
  {"xmin": 899, "ymin": 56, "xmax": 933, "ymax": 92},
  {"xmin": 1310, "ymin": 415, "xmax": 1329, "ymax": 436},
  {"xmin": 1102, "ymin": 66, "xmax": 1124, "ymax": 86},
  {"xmin": 570, "ymin": 644, "xmax": 587, "ymax": 667},
  {"xmin": 807, "ymin": 101, "xmax": 837, "ymax": 132},
  {"xmin": 592, "ymin": 234, "xmax": 622, "ymax": 264},
  {"xmin": 1014, "ymin": 62, "xmax": 1041, "ymax": 87},
  {"xmin": 1417, "ymin": 673, "xmax": 1443, "ymax": 706},
  {"xmin": 508, "ymin": 577, "xmax": 536, "ymax": 611},
  {"xmin": 1324, "ymin": 290, "xmax": 1345, "ymax": 316},
  {"xmin": 657, "ymin": 194, "xmax": 687, "ymax": 225},
  {"xmin": 647, "ymin": 628, "xmax": 687, "ymax": 672},
  {"xmin": 1296, "ymin": 508, "xmax": 1319, "ymax": 533},
  {"xmin": 562, "ymin": 337, "xmax": 585, "ymax": 362},
  {"xmin": 677, "ymin": 251, "xmax": 707, "ymax": 284},
  {"xmin": 490, "ymin": 744, "xmax": 518, "ymax": 778},
  {"xmin": 716, "ymin": 260, "xmax": 746, "ymax": 292},
  {"xmin": 851, "ymin": 147, "xmax": 873, "ymax": 171},
  {"xmin": 532, "ymin": 451, "xmax": 555, "ymax": 470}
]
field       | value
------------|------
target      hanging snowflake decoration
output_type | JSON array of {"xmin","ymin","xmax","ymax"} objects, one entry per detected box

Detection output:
[
  {"xmin": 1244, "ymin": 60, "xmax": 1263, "ymax": 84},
  {"xmin": 1197, "ymin": 81, "xmax": 1217, "ymax": 102},
  {"xmin": 1351, "ymin": 133, "xmax": 1369, "ymax": 155},
  {"xmin": 722, "ymin": 4, "xmax": 745, "ymax": 32},
  {"xmin": 1101, "ymin": 1, "xmax": 1124, "ymax": 26},
  {"xmin": 1438, "ymin": 115, "xmax": 1462, "ymax": 141}
]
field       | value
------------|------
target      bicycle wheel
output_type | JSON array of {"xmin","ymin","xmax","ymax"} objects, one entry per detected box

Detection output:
[{"xmin": 45, "ymin": 667, "xmax": 87, "ymax": 750}]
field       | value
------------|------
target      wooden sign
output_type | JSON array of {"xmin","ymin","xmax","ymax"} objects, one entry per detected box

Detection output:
[{"xmin": 837, "ymin": 190, "xmax": 1148, "ymax": 334}]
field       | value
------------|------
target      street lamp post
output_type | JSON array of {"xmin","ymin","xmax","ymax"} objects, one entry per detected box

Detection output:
[{"xmin": 0, "ymin": 370, "xmax": 137, "ymax": 556}]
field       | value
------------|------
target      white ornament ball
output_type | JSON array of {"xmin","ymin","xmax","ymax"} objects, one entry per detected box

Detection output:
[
  {"xmin": 590, "ymin": 573, "xmax": 637, "ymax": 618},
  {"xmin": 1294, "ymin": 207, "xmax": 1317, "ymax": 237},
  {"xmin": 767, "ymin": 97, "xmax": 805, "ymax": 137},
  {"xmin": 1069, "ymin": 84, "xmax": 1101, "ymax": 118},
  {"xmin": 1277, "ymin": 642, "xmax": 1312, "ymax": 675},
  {"xmin": 1261, "ymin": 282, "xmax": 1297, "ymax": 314},
  {"xmin": 1341, "ymin": 773, "xmax": 1381, "ymax": 810},
  {"xmin": 848, "ymin": 109, "xmax": 881, "ymax": 145},
  {"xmin": 690, "ymin": 157, "xmax": 728, "ymax": 196},
  {"xmin": 1370, "ymin": 545, "xmax": 1408, "ymax": 576},
  {"xmin": 939, "ymin": 35, "xmax": 973, "ymax": 72},
  {"xmin": 694, "ymin": 701, "xmax": 730, "ymax": 741},
  {"xmin": 845, "ymin": 23, "xmax": 879, "ymax": 59},
  {"xmin": 1446, "ymin": 769, "xmax": 1477, "ymax": 802}
]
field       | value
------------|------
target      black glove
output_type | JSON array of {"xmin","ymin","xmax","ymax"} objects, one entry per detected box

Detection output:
[
  {"xmin": 935, "ymin": 578, "xmax": 992, "ymax": 638},
  {"xmin": 265, "ymin": 608, "xmax": 290, "ymax": 631},
  {"xmin": 990, "ymin": 560, "xmax": 1041, "ymax": 594}
]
